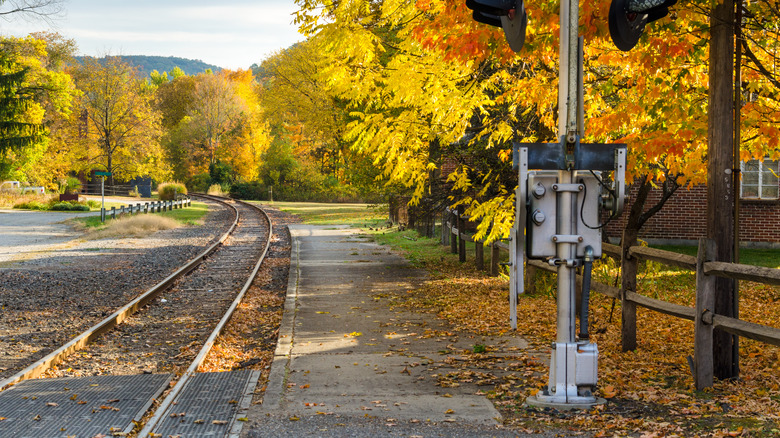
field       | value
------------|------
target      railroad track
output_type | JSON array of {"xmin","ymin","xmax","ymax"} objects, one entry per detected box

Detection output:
[{"xmin": 0, "ymin": 195, "xmax": 275, "ymax": 437}]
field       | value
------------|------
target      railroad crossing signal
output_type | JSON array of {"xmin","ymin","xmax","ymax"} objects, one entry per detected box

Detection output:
[
  {"xmin": 467, "ymin": 0, "xmax": 631, "ymax": 409},
  {"xmin": 465, "ymin": 0, "xmax": 528, "ymax": 52},
  {"xmin": 608, "ymin": 0, "xmax": 678, "ymax": 51},
  {"xmin": 466, "ymin": 0, "xmax": 678, "ymax": 52}
]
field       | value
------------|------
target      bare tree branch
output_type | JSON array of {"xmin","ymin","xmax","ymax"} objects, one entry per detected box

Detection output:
[{"xmin": 0, "ymin": 0, "xmax": 65, "ymax": 23}]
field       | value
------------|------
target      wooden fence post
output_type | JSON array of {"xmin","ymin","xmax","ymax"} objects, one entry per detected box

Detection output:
[
  {"xmin": 450, "ymin": 211, "xmax": 457, "ymax": 254},
  {"xmin": 457, "ymin": 206, "xmax": 466, "ymax": 263},
  {"xmin": 526, "ymin": 262, "xmax": 537, "ymax": 295},
  {"xmin": 695, "ymin": 238, "xmax": 717, "ymax": 389},
  {"xmin": 621, "ymin": 244, "xmax": 639, "ymax": 351},
  {"xmin": 441, "ymin": 211, "xmax": 448, "ymax": 246},
  {"xmin": 475, "ymin": 240, "xmax": 484, "ymax": 271},
  {"xmin": 490, "ymin": 242, "xmax": 500, "ymax": 277}
]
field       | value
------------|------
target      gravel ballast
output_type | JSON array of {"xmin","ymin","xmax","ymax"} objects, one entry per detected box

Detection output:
[{"xmin": 0, "ymin": 199, "xmax": 233, "ymax": 380}]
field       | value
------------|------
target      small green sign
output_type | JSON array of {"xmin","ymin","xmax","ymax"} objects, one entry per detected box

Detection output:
[{"xmin": 95, "ymin": 171, "xmax": 111, "ymax": 176}]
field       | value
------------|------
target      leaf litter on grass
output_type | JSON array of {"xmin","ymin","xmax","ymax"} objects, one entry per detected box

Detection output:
[{"xmin": 375, "ymin": 231, "xmax": 780, "ymax": 437}]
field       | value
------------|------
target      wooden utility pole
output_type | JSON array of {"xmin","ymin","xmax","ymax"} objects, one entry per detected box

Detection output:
[{"xmin": 707, "ymin": 0, "xmax": 739, "ymax": 380}]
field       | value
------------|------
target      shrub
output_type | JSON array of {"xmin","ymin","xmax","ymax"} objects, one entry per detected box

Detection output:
[
  {"xmin": 209, "ymin": 160, "xmax": 236, "ymax": 185},
  {"xmin": 230, "ymin": 182, "xmax": 267, "ymax": 200},
  {"xmin": 187, "ymin": 173, "xmax": 211, "ymax": 192},
  {"xmin": 207, "ymin": 184, "xmax": 225, "ymax": 196},
  {"xmin": 158, "ymin": 182, "xmax": 188, "ymax": 200},
  {"xmin": 3, "ymin": 192, "xmax": 55, "ymax": 208},
  {"xmin": 50, "ymin": 202, "xmax": 90, "ymax": 211},
  {"xmin": 60, "ymin": 177, "xmax": 82, "ymax": 194},
  {"xmin": 13, "ymin": 200, "xmax": 47, "ymax": 210},
  {"xmin": 13, "ymin": 197, "xmax": 93, "ymax": 211},
  {"xmin": 129, "ymin": 185, "xmax": 140, "ymax": 197}
]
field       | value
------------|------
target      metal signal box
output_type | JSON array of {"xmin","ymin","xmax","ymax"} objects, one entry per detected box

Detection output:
[
  {"xmin": 526, "ymin": 171, "xmax": 603, "ymax": 259},
  {"xmin": 526, "ymin": 171, "xmax": 558, "ymax": 258}
]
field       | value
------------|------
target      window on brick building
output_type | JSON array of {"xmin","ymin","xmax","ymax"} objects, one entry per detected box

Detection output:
[{"xmin": 741, "ymin": 158, "xmax": 779, "ymax": 199}]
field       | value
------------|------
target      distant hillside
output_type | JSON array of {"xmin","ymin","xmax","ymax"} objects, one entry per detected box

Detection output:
[
  {"xmin": 76, "ymin": 55, "xmax": 222, "ymax": 77},
  {"xmin": 121, "ymin": 56, "xmax": 222, "ymax": 76}
]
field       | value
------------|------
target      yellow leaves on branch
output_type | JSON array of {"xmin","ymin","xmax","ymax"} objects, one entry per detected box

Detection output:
[{"xmin": 294, "ymin": 0, "xmax": 780, "ymax": 237}]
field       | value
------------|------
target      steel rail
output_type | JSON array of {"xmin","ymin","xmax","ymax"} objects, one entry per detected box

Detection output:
[
  {"xmin": 138, "ymin": 197, "xmax": 273, "ymax": 437},
  {"xmin": 0, "ymin": 194, "xmax": 239, "ymax": 391}
]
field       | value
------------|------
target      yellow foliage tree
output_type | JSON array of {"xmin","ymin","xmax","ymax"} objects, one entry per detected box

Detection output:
[
  {"xmin": 293, "ymin": 0, "xmax": 780, "ymax": 244},
  {"xmin": 67, "ymin": 56, "xmax": 167, "ymax": 185},
  {"xmin": 0, "ymin": 35, "xmax": 76, "ymax": 188}
]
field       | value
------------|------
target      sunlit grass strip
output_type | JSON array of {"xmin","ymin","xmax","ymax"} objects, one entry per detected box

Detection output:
[{"xmin": 263, "ymin": 201, "xmax": 388, "ymax": 226}]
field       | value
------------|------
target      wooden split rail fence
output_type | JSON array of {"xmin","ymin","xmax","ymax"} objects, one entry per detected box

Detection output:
[
  {"xmin": 102, "ymin": 197, "xmax": 191, "ymax": 221},
  {"xmin": 441, "ymin": 208, "xmax": 780, "ymax": 389}
]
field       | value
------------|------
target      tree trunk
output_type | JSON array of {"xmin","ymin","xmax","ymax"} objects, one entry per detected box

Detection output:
[
  {"xmin": 107, "ymin": 144, "xmax": 114, "ymax": 187},
  {"xmin": 708, "ymin": 0, "xmax": 739, "ymax": 380}
]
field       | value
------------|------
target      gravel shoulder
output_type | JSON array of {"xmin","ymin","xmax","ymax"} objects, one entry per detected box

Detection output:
[
  {"xmin": 0, "ymin": 210, "xmax": 97, "ymax": 264},
  {"xmin": 0, "ymin": 198, "xmax": 233, "ymax": 379},
  {"xmin": 0, "ymin": 196, "xmax": 165, "ymax": 264}
]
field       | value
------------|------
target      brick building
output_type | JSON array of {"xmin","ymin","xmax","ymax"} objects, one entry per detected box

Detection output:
[{"xmin": 604, "ymin": 158, "xmax": 780, "ymax": 248}]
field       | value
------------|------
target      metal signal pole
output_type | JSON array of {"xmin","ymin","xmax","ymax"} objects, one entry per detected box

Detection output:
[{"xmin": 520, "ymin": 0, "xmax": 624, "ymax": 409}]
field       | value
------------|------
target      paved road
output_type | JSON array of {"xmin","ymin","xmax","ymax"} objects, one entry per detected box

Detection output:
[
  {"xmin": 0, "ymin": 196, "xmax": 145, "ymax": 263},
  {"xmin": 0, "ymin": 209, "xmax": 96, "ymax": 263}
]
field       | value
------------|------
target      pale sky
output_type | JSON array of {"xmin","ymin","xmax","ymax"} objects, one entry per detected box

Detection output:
[{"xmin": 0, "ymin": 0, "xmax": 305, "ymax": 70}]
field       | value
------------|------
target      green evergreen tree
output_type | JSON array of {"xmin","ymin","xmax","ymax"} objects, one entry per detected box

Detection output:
[{"xmin": 0, "ymin": 52, "xmax": 43, "ymax": 156}]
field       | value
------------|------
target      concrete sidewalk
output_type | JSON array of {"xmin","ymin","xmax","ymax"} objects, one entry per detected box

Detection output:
[{"xmin": 244, "ymin": 225, "xmax": 530, "ymax": 437}]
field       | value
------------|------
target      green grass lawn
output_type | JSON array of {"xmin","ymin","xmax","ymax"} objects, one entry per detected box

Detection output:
[{"xmin": 263, "ymin": 201, "xmax": 389, "ymax": 227}]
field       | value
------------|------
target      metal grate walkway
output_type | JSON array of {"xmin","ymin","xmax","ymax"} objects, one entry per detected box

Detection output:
[
  {"xmin": 152, "ymin": 370, "xmax": 260, "ymax": 438},
  {"xmin": 0, "ymin": 374, "xmax": 171, "ymax": 438}
]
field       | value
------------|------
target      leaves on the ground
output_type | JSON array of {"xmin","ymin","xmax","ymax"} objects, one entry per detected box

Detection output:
[{"xmin": 379, "ymin": 233, "xmax": 780, "ymax": 436}]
